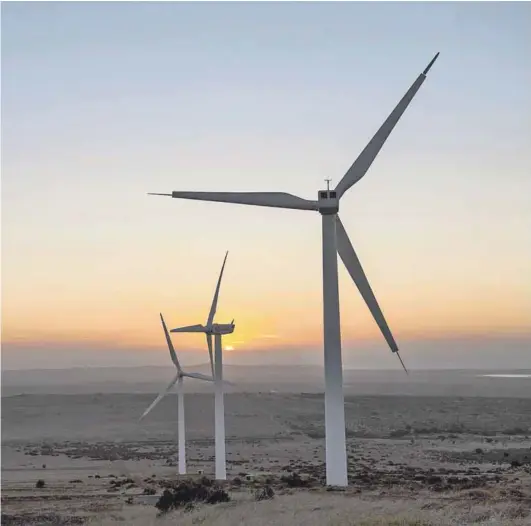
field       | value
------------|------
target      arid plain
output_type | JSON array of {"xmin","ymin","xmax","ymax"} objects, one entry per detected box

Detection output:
[{"xmin": 2, "ymin": 367, "xmax": 531, "ymax": 525}]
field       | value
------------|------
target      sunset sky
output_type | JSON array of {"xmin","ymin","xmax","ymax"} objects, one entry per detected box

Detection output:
[{"xmin": 2, "ymin": 2, "xmax": 530, "ymax": 370}]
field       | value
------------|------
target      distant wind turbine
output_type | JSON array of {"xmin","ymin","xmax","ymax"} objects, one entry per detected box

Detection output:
[
  {"xmin": 170, "ymin": 251, "xmax": 235, "ymax": 480},
  {"xmin": 139, "ymin": 313, "xmax": 215, "ymax": 475},
  {"xmin": 149, "ymin": 53, "xmax": 439, "ymax": 486}
]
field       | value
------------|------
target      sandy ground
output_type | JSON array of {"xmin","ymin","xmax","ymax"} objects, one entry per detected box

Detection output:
[{"xmin": 2, "ymin": 390, "xmax": 531, "ymax": 525}]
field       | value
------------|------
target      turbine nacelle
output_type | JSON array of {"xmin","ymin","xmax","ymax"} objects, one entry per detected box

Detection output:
[
  {"xmin": 211, "ymin": 322, "xmax": 235, "ymax": 335},
  {"xmin": 317, "ymin": 190, "xmax": 339, "ymax": 215}
]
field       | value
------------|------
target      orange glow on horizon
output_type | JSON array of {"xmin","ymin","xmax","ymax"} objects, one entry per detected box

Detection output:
[
  {"xmin": 3, "ymin": 323, "xmax": 530, "ymax": 353},
  {"xmin": 3, "ymin": 265, "xmax": 530, "ymax": 351}
]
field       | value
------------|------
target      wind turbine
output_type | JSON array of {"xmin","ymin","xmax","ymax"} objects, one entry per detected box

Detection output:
[
  {"xmin": 149, "ymin": 53, "xmax": 439, "ymax": 486},
  {"xmin": 139, "ymin": 313, "xmax": 215, "ymax": 475},
  {"xmin": 169, "ymin": 251, "xmax": 235, "ymax": 480}
]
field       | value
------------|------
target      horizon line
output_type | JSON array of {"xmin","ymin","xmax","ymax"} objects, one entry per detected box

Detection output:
[{"xmin": 3, "ymin": 364, "xmax": 531, "ymax": 373}]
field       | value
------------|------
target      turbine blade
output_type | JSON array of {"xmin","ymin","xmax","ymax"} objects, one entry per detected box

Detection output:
[
  {"xmin": 139, "ymin": 372, "xmax": 180, "ymax": 421},
  {"xmin": 183, "ymin": 372, "xmax": 214, "ymax": 382},
  {"xmin": 335, "ymin": 53, "xmax": 440, "ymax": 198},
  {"xmin": 158, "ymin": 191, "xmax": 317, "ymax": 211},
  {"xmin": 207, "ymin": 252, "xmax": 228, "ymax": 326},
  {"xmin": 170, "ymin": 324, "xmax": 206, "ymax": 333},
  {"xmin": 335, "ymin": 216, "xmax": 399, "ymax": 353},
  {"xmin": 160, "ymin": 313, "xmax": 181, "ymax": 371},
  {"xmin": 396, "ymin": 351, "xmax": 409, "ymax": 375},
  {"xmin": 206, "ymin": 333, "xmax": 215, "ymax": 378},
  {"xmin": 183, "ymin": 372, "xmax": 234, "ymax": 386}
]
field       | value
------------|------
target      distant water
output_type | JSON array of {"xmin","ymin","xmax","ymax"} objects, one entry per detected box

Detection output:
[{"xmin": 480, "ymin": 374, "xmax": 531, "ymax": 379}]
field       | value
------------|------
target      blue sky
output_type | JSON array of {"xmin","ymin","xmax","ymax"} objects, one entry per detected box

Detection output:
[{"xmin": 2, "ymin": 2, "xmax": 530, "ymax": 369}]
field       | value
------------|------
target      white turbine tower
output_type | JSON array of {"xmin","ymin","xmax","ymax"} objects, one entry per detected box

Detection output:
[
  {"xmin": 149, "ymin": 54, "xmax": 439, "ymax": 486},
  {"xmin": 169, "ymin": 251, "xmax": 235, "ymax": 480},
  {"xmin": 139, "ymin": 313, "xmax": 215, "ymax": 475}
]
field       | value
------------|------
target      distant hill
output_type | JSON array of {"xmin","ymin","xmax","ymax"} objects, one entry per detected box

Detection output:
[
  {"xmin": 2, "ymin": 365, "xmax": 530, "ymax": 398},
  {"xmin": 1, "ymin": 364, "xmax": 323, "ymax": 385}
]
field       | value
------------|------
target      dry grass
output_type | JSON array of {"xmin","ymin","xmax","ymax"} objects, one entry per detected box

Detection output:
[
  {"xmin": 3, "ymin": 392, "xmax": 530, "ymax": 526},
  {"xmin": 88, "ymin": 491, "xmax": 531, "ymax": 526}
]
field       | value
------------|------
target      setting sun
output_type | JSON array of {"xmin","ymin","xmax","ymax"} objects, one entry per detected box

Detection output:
[{"xmin": 224, "ymin": 345, "xmax": 235, "ymax": 352}]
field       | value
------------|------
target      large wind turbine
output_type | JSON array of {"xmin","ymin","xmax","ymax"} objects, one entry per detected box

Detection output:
[
  {"xmin": 139, "ymin": 313, "xmax": 215, "ymax": 475},
  {"xmin": 149, "ymin": 54, "xmax": 439, "ymax": 486},
  {"xmin": 169, "ymin": 251, "xmax": 235, "ymax": 480}
]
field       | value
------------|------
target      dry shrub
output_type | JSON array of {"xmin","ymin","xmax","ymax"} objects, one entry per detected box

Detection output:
[
  {"xmin": 255, "ymin": 485, "xmax": 275, "ymax": 501},
  {"xmin": 280, "ymin": 472, "xmax": 316, "ymax": 488},
  {"xmin": 142, "ymin": 487, "xmax": 156, "ymax": 495},
  {"xmin": 155, "ymin": 478, "xmax": 230, "ymax": 514}
]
